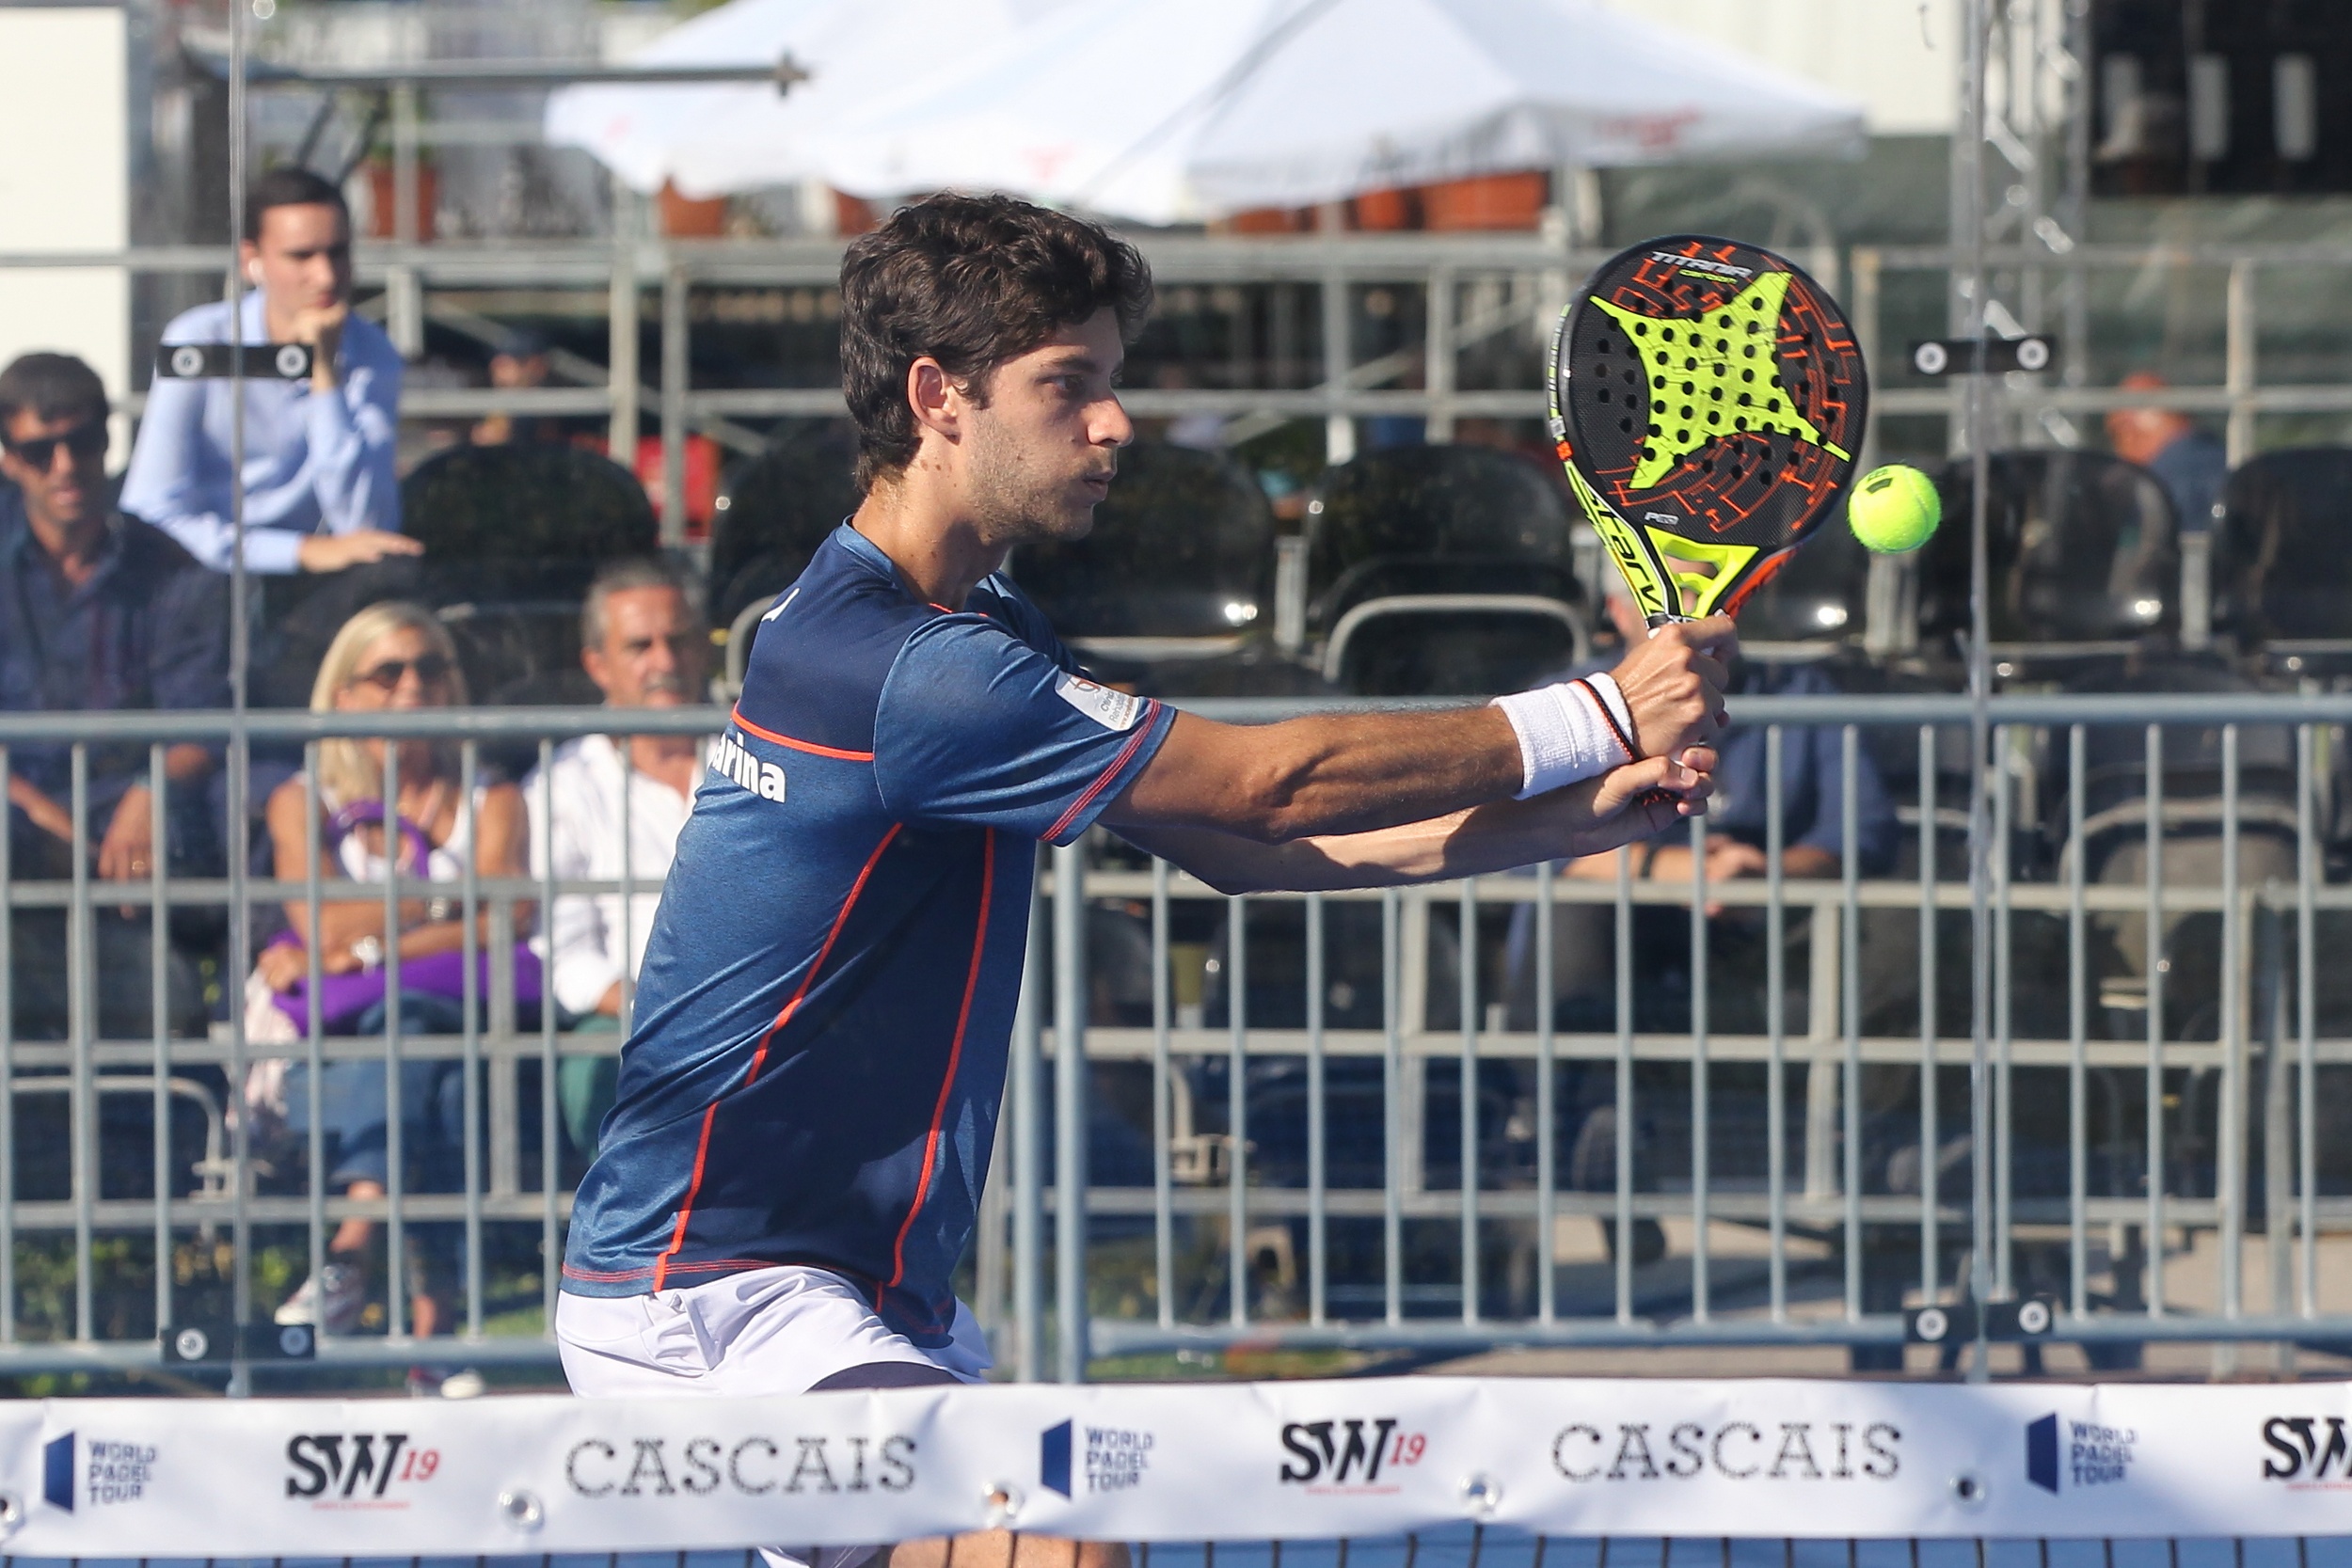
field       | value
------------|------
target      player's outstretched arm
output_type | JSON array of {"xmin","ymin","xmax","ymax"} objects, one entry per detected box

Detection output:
[
  {"xmin": 1114, "ymin": 749, "xmax": 1715, "ymax": 895},
  {"xmin": 1099, "ymin": 616, "xmax": 1731, "ymax": 847}
]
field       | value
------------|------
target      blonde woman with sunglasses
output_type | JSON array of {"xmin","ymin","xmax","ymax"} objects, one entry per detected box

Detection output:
[{"xmin": 248, "ymin": 601, "xmax": 530, "ymax": 1364}]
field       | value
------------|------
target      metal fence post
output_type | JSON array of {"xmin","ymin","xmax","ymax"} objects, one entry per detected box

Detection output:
[
  {"xmin": 1052, "ymin": 840, "xmax": 1089, "ymax": 1384},
  {"xmin": 1011, "ymin": 851, "xmax": 1045, "ymax": 1382},
  {"xmin": 660, "ymin": 260, "xmax": 691, "ymax": 547},
  {"xmin": 387, "ymin": 80, "xmax": 423, "ymax": 359},
  {"xmin": 1321, "ymin": 265, "xmax": 1354, "ymax": 465},
  {"xmin": 608, "ymin": 190, "xmax": 641, "ymax": 459}
]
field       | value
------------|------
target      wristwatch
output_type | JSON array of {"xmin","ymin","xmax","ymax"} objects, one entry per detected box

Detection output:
[{"xmin": 348, "ymin": 934, "xmax": 386, "ymax": 973}]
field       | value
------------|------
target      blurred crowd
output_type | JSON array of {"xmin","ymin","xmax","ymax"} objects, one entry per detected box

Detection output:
[{"xmin": 0, "ymin": 162, "xmax": 2293, "ymax": 1359}]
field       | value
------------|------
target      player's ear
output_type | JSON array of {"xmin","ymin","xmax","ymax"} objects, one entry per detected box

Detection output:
[{"xmin": 906, "ymin": 356, "xmax": 962, "ymax": 443}]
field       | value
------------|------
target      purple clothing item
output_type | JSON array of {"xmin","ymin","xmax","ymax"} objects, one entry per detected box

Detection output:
[{"xmin": 260, "ymin": 931, "xmax": 541, "ymax": 1035}]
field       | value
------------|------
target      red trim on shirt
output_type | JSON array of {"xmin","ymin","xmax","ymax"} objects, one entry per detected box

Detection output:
[
  {"xmin": 650, "ymin": 822, "xmax": 903, "ymax": 1291},
  {"xmin": 1043, "ymin": 701, "xmax": 1161, "ymax": 843},
  {"xmin": 729, "ymin": 705, "xmax": 877, "ymax": 763},
  {"xmin": 883, "ymin": 828, "xmax": 995, "ymax": 1292}
]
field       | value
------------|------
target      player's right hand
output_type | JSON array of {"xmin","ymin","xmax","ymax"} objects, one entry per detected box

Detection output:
[
  {"xmin": 1534, "ymin": 748, "xmax": 1717, "ymax": 862},
  {"xmin": 1607, "ymin": 614, "xmax": 1735, "ymax": 761}
]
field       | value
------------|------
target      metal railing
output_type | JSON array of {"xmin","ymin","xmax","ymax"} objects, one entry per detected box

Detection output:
[{"xmin": 0, "ymin": 692, "xmax": 2345, "ymax": 1379}]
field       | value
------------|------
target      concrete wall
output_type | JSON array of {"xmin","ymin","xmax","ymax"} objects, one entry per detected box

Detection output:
[{"xmin": 0, "ymin": 7, "xmax": 130, "ymax": 421}]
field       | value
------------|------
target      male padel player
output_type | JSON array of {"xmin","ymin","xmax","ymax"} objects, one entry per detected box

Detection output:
[{"xmin": 558, "ymin": 195, "xmax": 1733, "ymax": 1568}]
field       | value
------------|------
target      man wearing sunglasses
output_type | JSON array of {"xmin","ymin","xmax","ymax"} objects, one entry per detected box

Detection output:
[
  {"xmin": 120, "ymin": 166, "xmax": 416, "ymax": 578},
  {"xmin": 0, "ymin": 352, "xmax": 226, "ymax": 1038}
]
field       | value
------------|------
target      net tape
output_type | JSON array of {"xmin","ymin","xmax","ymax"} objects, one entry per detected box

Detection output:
[{"xmin": 0, "ymin": 1378, "xmax": 2344, "ymax": 1556}]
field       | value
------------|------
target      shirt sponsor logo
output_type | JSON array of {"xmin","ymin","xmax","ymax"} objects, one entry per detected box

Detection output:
[
  {"xmin": 1055, "ymin": 674, "xmax": 1144, "ymax": 732},
  {"xmin": 2027, "ymin": 1413, "xmax": 2134, "ymax": 1494},
  {"xmin": 710, "ymin": 731, "xmax": 787, "ymax": 801},
  {"xmin": 1279, "ymin": 1418, "xmax": 1426, "ymax": 1494},
  {"xmin": 565, "ymin": 1433, "xmax": 915, "ymax": 1497},
  {"xmin": 285, "ymin": 1432, "xmax": 441, "ymax": 1509},
  {"xmin": 1041, "ymin": 1419, "xmax": 1153, "ymax": 1498},
  {"xmin": 1551, "ymin": 1420, "xmax": 1900, "ymax": 1481},
  {"xmin": 43, "ymin": 1432, "xmax": 157, "ymax": 1512},
  {"xmin": 2264, "ymin": 1418, "xmax": 2352, "ymax": 1485}
]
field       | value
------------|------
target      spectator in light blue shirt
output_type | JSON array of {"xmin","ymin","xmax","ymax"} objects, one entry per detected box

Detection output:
[{"xmin": 120, "ymin": 166, "xmax": 422, "ymax": 577}]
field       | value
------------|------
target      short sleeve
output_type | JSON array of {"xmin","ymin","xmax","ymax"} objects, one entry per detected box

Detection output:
[{"xmin": 873, "ymin": 616, "xmax": 1174, "ymax": 844}]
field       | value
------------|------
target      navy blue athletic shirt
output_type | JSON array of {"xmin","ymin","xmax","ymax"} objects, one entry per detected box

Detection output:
[{"xmin": 561, "ymin": 525, "xmax": 1174, "ymax": 1342}]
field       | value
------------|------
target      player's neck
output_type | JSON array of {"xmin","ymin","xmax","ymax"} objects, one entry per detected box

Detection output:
[{"xmin": 850, "ymin": 473, "xmax": 1008, "ymax": 612}]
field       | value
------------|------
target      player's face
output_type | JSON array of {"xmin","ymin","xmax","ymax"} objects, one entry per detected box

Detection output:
[
  {"xmin": 961, "ymin": 309, "xmax": 1132, "ymax": 546},
  {"xmin": 243, "ymin": 202, "xmax": 352, "ymax": 315},
  {"xmin": 583, "ymin": 586, "xmax": 707, "ymax": 708}
]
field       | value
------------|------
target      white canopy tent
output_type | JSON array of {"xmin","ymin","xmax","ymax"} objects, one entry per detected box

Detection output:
[
  {"xmin": 543, "ymin": 0, "xmax": 1074, "ymax": 199},
  {"xmin": 813, "ymin": 0, "xmax": 1867, "ymax": 225}
]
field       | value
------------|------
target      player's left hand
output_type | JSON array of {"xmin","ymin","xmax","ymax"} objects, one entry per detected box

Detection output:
[{"xmin": 1534, "ymin": 748, "xmax": 1715, "ymax": 861}]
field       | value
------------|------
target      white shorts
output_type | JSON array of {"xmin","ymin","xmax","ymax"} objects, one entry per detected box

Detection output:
[{"xmin": 557, "ymin": 1265, "xmax": 993, "ymax": 1568}]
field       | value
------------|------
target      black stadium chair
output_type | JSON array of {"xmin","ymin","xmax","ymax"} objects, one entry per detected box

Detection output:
[
  {"xmin": 2209, "ymin": 446, "xmax": 2352, "ymax": 668},
  {"xmin": 1305, "ymin": 446, "xmax": 1589, "ymax": 696},
  {"xmin": 1010, "ymin": 441, "xmax": 1276, "ymax": 660},
  {"xmin": 1732, "ymin": 512, "xmax": 1873, "ymax": 647},
  {"xmin": 399, "ymin": 443, "xmax": 659, "ymax": 705},
  {"xmin": 1920, "ymin": 451, "xmax": 2179, "ymax": 667},
  {"xmin": 251, "ymin": 443, "xmax": 657, "ymax": 711},
  {"xmin": 708, "ymin": 425, "xmax": 862, "ymax": 683}
]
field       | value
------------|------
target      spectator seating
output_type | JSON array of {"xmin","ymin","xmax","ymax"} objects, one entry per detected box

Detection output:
[
  {"xmin": 1730, "ymin": 514, "xmax": 1873, "ymax": 647},
  {"xmin": 1011, "ymin": 441, "xmax": 1277, "ymax": 660},
  {"xmin": 1305, "ymin": 446, "xmax": 1589, "ymax": 696},
  {"xmin": 1920, "ymin": 451, "xmax": 2179, "ymax": 668},
  {"xmin": 708, "ymin": 425, "xmax": 862, "ymax": 684},
  {"xmin": 2208, "ymin": 446, "xmax": 2352, "ymax": 669},
  {"xmin": 399, "ymin": 443, "xmax": 658, "ymax": 705}
]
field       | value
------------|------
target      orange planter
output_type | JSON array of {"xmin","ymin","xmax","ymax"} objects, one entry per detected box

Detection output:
[
  {"xmin": 364, "ymin": 162, "xmax": 437, "ymax": 241},
  {"xmin": 832, "ymin": 191, "xmax": 881, "ymax": 236},
  {"xmin": 1420, "ymin": 170, "xmax": 1549, "ymax": 231},
  {"xmin": 1351, "ymin": 186, "xmax": 1418, "ymax": 231},
  {"xmin": 1216, "ymin": 207, "xmax": 1311, "ymax": 234},
  {"xmin": 659, "ymin": 181, "xmax": 728, "ymax": 238}
]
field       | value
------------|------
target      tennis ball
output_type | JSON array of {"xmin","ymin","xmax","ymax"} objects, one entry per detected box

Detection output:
[{"xmin": 1847, "ymin": 464, "xmax": 1941, "ymax": 554}]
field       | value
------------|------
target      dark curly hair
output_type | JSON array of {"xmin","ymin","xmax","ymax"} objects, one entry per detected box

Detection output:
[{"xmin": 839, "ymin": 192, "xmax": 1153, "ymax": 493}]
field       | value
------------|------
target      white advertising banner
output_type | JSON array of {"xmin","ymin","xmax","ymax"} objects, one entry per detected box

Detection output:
[{"xmin": 0, "ymin": 1378, "xmax": 2346, "ymax": 1556}]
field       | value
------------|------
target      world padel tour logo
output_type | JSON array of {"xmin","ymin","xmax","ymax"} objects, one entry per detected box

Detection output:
[
  {"xmin": 2026, "ymin": 1413, "xmax": 2135, "ymax": 1493},
  {"xmin": 1040, "ymin": 1419, "xmax": 1153, "ymax": 1497},
  {"xmin": 42, "ymin": 1432, "xmax": 158, "ymax": 1512},
  {"xmin": 1278, "ymin": 1418, "xmax": 1426, "ymax": 1494}
]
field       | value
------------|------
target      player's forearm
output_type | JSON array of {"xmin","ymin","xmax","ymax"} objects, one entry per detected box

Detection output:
[
  {"xmin": 1121, "ymin": 756, "xmax": 1710, "ymax": 895},
  {"xmin": 1104, "ymin": 706, "xmax": 1523, "ymax": 844}
]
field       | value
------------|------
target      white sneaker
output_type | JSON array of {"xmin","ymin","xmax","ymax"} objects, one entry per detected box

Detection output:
[
  {"xmin": 275, "ymin": 1260, "xmax": 366, "ymax": 1335},
  {"xmin": 438, "ymin": 1368, "xmax": 487, "ymax": 1400}
]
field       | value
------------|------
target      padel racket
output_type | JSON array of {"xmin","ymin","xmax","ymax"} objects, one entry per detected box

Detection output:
[{"xmin": 1546, "ymin": 234, "xmax": 1867, "ymax": 627}]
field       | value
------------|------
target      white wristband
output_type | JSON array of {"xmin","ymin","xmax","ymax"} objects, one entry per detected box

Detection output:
[{"xmin": 1491, "ymin": 673, "xmax": 1638, "ymax": 800}]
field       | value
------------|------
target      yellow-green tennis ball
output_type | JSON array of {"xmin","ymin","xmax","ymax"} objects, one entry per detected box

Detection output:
[{"xmin": 1847, "ymin": 464, "xmax": 1941, "ymax": 553}]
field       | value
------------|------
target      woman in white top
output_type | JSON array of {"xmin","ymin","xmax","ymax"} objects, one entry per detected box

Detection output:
[{"xmin": 254, "ymin": 601, "xmax": 527, "ymax": 1340}]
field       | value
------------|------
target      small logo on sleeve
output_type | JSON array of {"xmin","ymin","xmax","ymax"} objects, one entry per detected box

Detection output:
[{"xmin": 1056, "ymin": 674, "xmax": 1143, "ymax": 732}]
